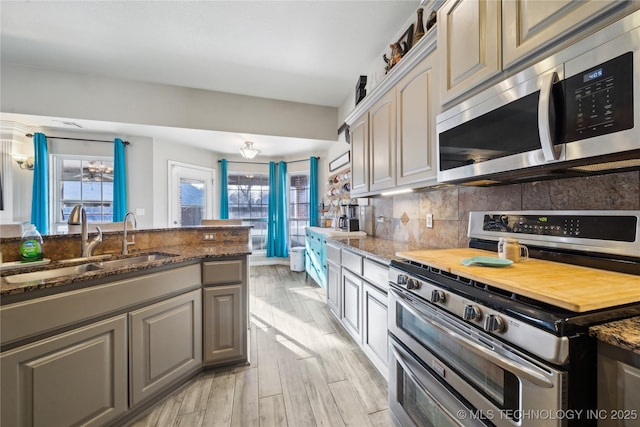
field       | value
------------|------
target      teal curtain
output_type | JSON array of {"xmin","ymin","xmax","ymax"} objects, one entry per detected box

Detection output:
[
  {"xmin": 275, "ymin": 161, "xmax": 288, "ymax": 257},
  {"xmin": 220, "ymin": 159, "xmax": 229, "ymax": 219},
  {"xmin": 31, "ymin": 133, "xmax": 48, "ymax": 234},
  {"xmin": 266, "ymin": 161, "xmax": 277, "ymax": 257},
  {"xmin": 309, "ymin": 156, "xmax": 318, "ymax": 227},
  {"xmin": 113, "ymin": 138, "xmax": 127, "ymax": 221}
]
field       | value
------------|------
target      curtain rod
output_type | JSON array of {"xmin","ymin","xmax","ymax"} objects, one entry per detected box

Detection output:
[
  {"xmin": 219, "ymin": 156, "xmax": 319, "ymax": 165},
  {"xmin": 25, "ymin": 133, "xmax": 131, "ymax": 145}
]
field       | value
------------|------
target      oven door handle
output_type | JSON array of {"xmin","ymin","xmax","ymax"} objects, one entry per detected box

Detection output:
[
  {"xmin": 389, "ymin": 342, "xmax": 466, "ymax": 427},
  {"xmin": 391, "ymin": 289, "xmax": 553, "ymax": 388}
]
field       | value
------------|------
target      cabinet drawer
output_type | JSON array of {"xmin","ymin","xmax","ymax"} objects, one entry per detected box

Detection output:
[
  {"xmin": 341, "ymin": 250, "xmax": 363, "ymax": 275},
  {"xmin": 202, "ymin": 259, "xmax": 244, "ymax": 285},
  {"xmin": 326, "ymin": 243, "xmax": 341, "ymax": 264},
  {"xmin": 363, "ymin": 259, "xmax": 389, "ymax": 291}
]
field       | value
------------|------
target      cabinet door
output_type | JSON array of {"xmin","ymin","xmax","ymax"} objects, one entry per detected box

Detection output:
[
  {"xmin": 362, "ymin": 283, "xmax": 389, "ymax": 380},
  {"xmin": 305, "ymin": 230, "xmax": 326, "ymax": 288},
  {"xmin": 502, "ymin": 0, "xmax": 626, "ymax": 69},
  {"xmin": 341, "ymin": 269, "xmax": 363, "ymax": 344},
  {"xmin": 350, "ymin": 113, "xmax": 369, "ymax": 195},
  {"xmin": 326, "ymin": 260, "xmax": 341, "ymax": 318},
  {"xmin": 129, "ymin": 290, "xmax": 202, "ymax": 406},
  {"xmin": 396, "ymin": 51, "xmax": 439, "ymax": 187},
  {"xmin": 203, "ymin": 284, "xmax": 246, "ymax": 365},
  {"xmin": 438, "ymin": 0, "xmax": 501, "ymax": 105},
  {"xmin": 369, "ymin": 89, "xmax": 397, "ymax": 192},
  {"xmin": 1, "ymin": 316, "xmax": 127, "ymax": 427}
]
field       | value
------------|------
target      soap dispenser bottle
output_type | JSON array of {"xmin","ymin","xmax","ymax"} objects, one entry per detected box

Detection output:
[{"xmin": 20, "ymin": 224, "xmax": 44, "ymax": 262}]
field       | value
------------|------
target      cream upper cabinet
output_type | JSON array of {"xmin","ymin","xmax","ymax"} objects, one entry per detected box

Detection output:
[
  {"xmin": 396, "ymin": 50, "xmax": 439, "ymax": 187},
  {"xmin": 438, "ymin": 0, "xmax": 501, "ymax": 105},
  {"xmin": 369, "ymin": 89, "xmax": 397, "ymax": 192},
  {"xmin": 350, "ymin": 112, "xmax": 369, "ymax": 196},
  {"xmin": 502, "ymin": 0, "xmax": 627, "ymax": 69}
]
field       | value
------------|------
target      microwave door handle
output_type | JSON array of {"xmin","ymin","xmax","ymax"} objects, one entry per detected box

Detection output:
[{"xmin": 538, "ymin": 71, "xmax": 560, "ymax": 162}]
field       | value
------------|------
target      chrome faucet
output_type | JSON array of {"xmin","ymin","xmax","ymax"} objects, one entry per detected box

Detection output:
[
  {"xmin": 122, "ymin": 211, "xmax": 137, "ymax": 255},
  {"xmin": 68, "ymin": 205, "xmax": 103, "ymax": 257}
]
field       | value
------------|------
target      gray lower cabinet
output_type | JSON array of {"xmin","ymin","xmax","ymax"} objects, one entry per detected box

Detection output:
[
  {"xmin": 326, "ymin": 260, "xmax": 341, "ymax": 317},
  {"xmin": 1, "ymin": 315, "xmax": 128, "ymax": 427},
  {"xmin": 341, "ymin": 269, "xmax": 363, "ymax": 344},
  {"xmin": 202, "ymin": 257, "xmax": 248, "ymax": 366},
  {"xmin": 330, "ymin": 248, "xmax": 389, "ymax": 378},
  {"xmin": 203, "ymin": 285, "xmax": 245, "ymax": 364},
  {"xmin": 326, "ymin": 242, "xmax": 341, "ymax": 317},
  {"xmin": 0, "ymin": 264, "xmax": 203, "ymax": 427},
  {"xmin": 597, "ymin": 341, "xmax": 640, "ymax": 427},
  {"xmin": 362, "ymin": 283, "xmax": 388, "ymax": 380},
  {"xmin": 129, "ymin": 289, "xmax": 202, "ymax": 406}
]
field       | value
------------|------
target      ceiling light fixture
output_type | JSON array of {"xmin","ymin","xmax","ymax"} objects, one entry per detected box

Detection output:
[
  {"xmin": 240, "ymin": 141, "xmax": 260, "ymax": 159},
  {"xmin": 10, "ymin": 153, "xmax": 34, "ymax": 170}
]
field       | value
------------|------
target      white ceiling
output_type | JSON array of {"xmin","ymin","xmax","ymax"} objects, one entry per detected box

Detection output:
[{"xmin": 1, "ymin": 0, "xmax": 419, "ymax": 157}]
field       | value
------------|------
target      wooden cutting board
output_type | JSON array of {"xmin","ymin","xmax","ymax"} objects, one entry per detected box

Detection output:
[{"xmin": 396, "ymin": 249, "xmax": 640, "ymax": 312}]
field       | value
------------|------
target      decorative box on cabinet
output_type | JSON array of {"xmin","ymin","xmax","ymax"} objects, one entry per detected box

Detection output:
[{"xmin": 202, "ymin": 258, "xmax": 248, "ymax": 366}]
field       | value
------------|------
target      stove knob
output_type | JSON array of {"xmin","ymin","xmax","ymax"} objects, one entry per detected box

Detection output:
[
  {"xmin": 463, "ymin": 305, "xmax": 482, "ymax": 321},
  {"xmin": 484, "ymin": 314, "xmax": 505, "ymax": 333},
  {"xmin": 430, "ymin": 289, "xmax": 446, "ymax": 304},
  {"xmin": 397, "ymin": 275, "xmax": 409, "ymax": 285},
  {"xmin": 407, "ymin": 278, "xmax": 421, "ymax": 290}
]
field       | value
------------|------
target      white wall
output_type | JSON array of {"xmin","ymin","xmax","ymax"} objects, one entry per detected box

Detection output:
[{"xmin": 1, "ymin": 63, "xmax": 338, "ymax": 142}]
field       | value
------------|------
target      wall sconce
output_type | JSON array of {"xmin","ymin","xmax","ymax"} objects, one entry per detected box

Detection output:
[
  {"xmin": 11, "ymin": 153, "xmax": 34, "ymax": 170},
  {"xmin": 240, "ymin": 141, "xmax": 260, "ymax": 159}
]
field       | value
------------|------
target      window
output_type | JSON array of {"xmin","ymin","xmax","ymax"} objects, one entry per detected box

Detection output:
[
  {"xmin": 289, "ymin": 172, "xmax": 310, "ymax": 248},
  {"xmin": 52, "ymin": 155, "xmax": 114, "ymax": 232},
  {"xmin": 228, "ymin": 173, "xmax": 269, "ymax": 251}
]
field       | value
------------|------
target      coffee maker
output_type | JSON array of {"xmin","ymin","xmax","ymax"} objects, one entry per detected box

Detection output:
[{"xmin": 338, "ymin": 204, "xmax": 360, "ymax": 232}]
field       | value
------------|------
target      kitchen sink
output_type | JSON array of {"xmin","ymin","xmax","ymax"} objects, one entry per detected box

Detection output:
[
  {"xmin": 91, "ymin": 252, "xmax": 178, "ymax": 269},
  {"xmin": 3, "ymin": 263, "xmax": 104, "ymax": 284},
  {"xmin": 2, "ymin": 252, "xmax": 179, "ymax": 284}
]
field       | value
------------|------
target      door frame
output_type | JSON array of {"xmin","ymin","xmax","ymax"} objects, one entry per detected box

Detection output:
[{"xmin": 167, "ymin": 160, "xmax": 215, "ymax": 227}]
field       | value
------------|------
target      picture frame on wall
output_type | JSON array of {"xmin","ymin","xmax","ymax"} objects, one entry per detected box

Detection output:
[{"xmin": 329, "ymin": 151, "xmax": 350, "ymax": 172}]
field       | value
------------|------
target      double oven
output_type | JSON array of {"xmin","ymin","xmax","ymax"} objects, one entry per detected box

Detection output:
[{"xmin": 388, "ymin": 210, "xmax": 640, "ymax": 427}]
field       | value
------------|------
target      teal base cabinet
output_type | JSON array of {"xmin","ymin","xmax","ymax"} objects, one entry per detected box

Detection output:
[{"xmin": 305, "ymin": 228, "xmax": 326, "ymax": 288}]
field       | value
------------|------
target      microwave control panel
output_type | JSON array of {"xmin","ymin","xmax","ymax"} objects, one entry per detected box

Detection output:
[{"xmin": 564, "ymin": 51, "xmax": 633, "ymax": 142}]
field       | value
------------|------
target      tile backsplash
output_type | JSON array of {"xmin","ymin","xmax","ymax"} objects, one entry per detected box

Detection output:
[{"xmin": 369, "ymin": 170, "xmax": 640, "ymax": 248}]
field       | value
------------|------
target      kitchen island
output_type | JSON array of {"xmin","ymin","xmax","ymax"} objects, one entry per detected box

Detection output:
[{"xmin": 0, "ymin": 225, "xmax": 252, "ymax": 427}]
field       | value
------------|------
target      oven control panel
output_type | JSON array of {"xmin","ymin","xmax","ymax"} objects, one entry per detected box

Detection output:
[{"xmin": 482, "ymin": 213, "xmax": 637, "ymax": 242}]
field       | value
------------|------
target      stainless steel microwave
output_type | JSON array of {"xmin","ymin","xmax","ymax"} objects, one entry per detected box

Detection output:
[{"xmin": 436, "ymin": 10, "xmax": 640, "ymax": 185}]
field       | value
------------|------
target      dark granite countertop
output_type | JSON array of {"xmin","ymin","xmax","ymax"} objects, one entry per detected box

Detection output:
[
  {"xmin": 1, "ymin": 243, "xmax": 252, "ymax": 297},
  {"xmin": 589, "ymin": 316, "xmax": 640, "ymax": 354},
  {"xmin": 327, "ymin": 235, "xmax": 427, "ymax": 265}
]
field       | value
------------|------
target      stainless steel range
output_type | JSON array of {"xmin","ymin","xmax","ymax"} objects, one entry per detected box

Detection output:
[{"xmin": 388, "ymin": 210, "xmax": 640, "ymax": 427}]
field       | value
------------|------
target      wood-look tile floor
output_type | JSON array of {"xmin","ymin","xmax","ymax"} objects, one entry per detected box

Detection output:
[{"xmin": 129, "ymin": 265, "xmax": 393, "ymax": 427}]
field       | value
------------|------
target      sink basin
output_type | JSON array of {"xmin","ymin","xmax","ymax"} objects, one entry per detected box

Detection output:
[
  {"xmin": 92, "ymin": 252, "xmax": 178, "ymax": 269},
  {"xmin": 3, "ymin": 263, "xmax": 103, "ymax": 284}
]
